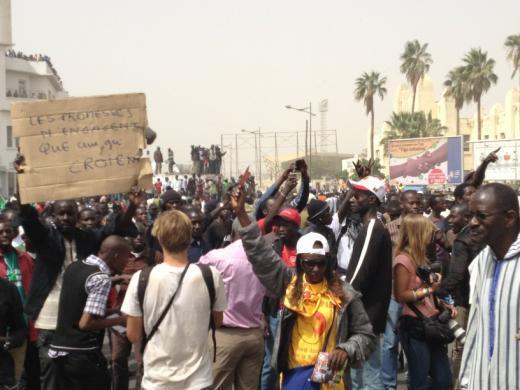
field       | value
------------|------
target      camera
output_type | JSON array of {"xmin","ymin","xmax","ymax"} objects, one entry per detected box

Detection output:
[
  {"xmin": 416, "ymin": 262, "xmax": 442, "ymax": 284},
  {"xmin": 448, "ymin": 319, "xmax": 467, "ymax": 345},
  {"xmin": 438, "ymin": 309, "xmax": 467, "ymax": 345}
]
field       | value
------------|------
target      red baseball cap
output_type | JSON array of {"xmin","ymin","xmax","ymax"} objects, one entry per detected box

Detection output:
[{"xmin": 273, "ymin": 208, "xmax": 301, "ymax": 227}]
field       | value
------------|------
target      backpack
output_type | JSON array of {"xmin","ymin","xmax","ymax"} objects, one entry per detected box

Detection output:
[{"xmin": 137, "ymin": 263, "xmax": 217, "ymax": 361}]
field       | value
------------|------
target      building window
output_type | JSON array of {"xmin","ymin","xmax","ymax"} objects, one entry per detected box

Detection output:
[
  {"xmin": 500, "ymin": 132, "xmax": 506, "ymax": 139},
  {"xmin": 463, "ymin": 134, "xmax": 470, "ymax": 152},
  {"xmin": 484, "ymin": 135, "xmax": 489, "ymax": 140},
  {"xmin": 6, "ymin": 126, "xmax": 13, "ymax": 148}
]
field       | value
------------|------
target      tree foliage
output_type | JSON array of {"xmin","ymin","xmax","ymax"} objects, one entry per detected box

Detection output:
[
  {"xmin": 380, "ymin": 111, "xmax": 446, "ymax": 155},
  {"xmin": 400, "ymin": 40, "xmax": 433, "ymax": 113}
]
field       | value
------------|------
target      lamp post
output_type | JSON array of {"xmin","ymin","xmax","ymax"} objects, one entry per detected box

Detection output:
[
  {"xmin": 285, "ymin": 103, "xmax": 316, "ymax": 175},
  {"xmin": 241, "ymin": 128, "xmax": 263, "ymax": 188}
]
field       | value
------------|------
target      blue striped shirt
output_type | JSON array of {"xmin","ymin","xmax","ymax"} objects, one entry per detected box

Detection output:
[{"xmin": 459, "ymin": 233, "xmax": 520, "ymax": 389}]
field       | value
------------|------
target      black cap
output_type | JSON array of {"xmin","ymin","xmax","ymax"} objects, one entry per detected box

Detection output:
[{"xmin": 306, "ymin": 199, "xmax": 329, "ymax": 221}]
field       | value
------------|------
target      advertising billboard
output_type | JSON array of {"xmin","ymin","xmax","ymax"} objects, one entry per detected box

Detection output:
[
  {"xmin": 472, "ymin": 139, "xmax": 520, "ymax": 181},
  {"xmin": 388, "ymin": 136, "xmax": 463, "ymax": 185}
]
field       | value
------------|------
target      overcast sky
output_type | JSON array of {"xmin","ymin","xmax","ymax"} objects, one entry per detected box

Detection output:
[{"xmin": 11, "ymin": 0, "xmax": 520, "ymax": 163}]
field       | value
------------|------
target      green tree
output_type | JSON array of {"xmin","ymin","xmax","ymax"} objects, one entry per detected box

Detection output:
[
  {"xmin": 504, "ymin": 34, "xmax": 520, "ymax": 78},
  {"xmin": 380, "ymin": 111, "xmax": 446, "ymax": 155},
  {"xmin": 400, "ymin": 40, "xmax": 433, "ymax": 114},
  {"xmin": 461, "ymin": 48, "xmax": 498, "ymax": 140},
  {"xmin": 505, "ymin": 34, "xmax": 520, "ymax": 136},
  {"xmin": 354, "ymin": 71, "xmax": 387, "ymax": 161},
  {"xmin": 444, "ymin": 66, "xmax": 468, "ymax": 135}
]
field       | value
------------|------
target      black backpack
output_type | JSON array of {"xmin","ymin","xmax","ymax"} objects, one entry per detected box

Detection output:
[{"xmin": 137, "ymin": 263, "xmax": 217, "ymax": 360}]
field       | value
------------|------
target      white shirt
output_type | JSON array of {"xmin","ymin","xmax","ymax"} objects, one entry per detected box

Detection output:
[
  {"xmin": 35, "ymin": 239, "xmax": 76, "ymax": 330},
  {"xmin": 122, "ymin": 263, "xmax": 227, "ymax": 390},
  {"xmin": 329, "ymin": 213, "xmax": 356, "ymax": 270}
]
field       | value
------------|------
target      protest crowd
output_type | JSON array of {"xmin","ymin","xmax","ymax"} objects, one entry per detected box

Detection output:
[{"xmin": 1, "ymin": 145, "xmax": 519, "ymax": 390}]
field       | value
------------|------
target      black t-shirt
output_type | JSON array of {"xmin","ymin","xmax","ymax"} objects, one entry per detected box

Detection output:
[{"xmin": 0, "ymin": 278, "xmax": 27, "ymax": 386}]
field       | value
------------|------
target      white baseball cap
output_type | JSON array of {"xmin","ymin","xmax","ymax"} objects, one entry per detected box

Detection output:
[
  {"xmin": 348, "ymin": 175, "xmax": 386, "ymax": 203},
  {"xmin": 296, "ymin": 232, "xmax": 330, "ymax": 256}
]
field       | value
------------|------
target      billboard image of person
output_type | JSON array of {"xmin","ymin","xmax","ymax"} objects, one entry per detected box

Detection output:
[{"xmin": 388, "ymin": 136, "xmax": 463, "ymax": 185}]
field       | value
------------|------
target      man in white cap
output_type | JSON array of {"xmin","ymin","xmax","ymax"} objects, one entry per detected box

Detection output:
[{"xmin": 346, "ymin": 175, "xmax": 393, "ymax": 390}]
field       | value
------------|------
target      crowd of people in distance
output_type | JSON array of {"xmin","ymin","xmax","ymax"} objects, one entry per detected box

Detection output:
[
  {"xmin": 1, "ymin": 148, "xmax": 519, "ymax": 390},
  {"xmin": 191, "ymin": 145, "xmax": 226, "ymax": 176},
  {"xmin": 4, "ymin": 50, "xmax": 63, "ymax": 88}
]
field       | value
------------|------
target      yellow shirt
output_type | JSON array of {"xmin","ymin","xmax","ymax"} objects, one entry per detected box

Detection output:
[{"xmin": 284, "ymin": 276, "xmax": 342, "ymax": 369}]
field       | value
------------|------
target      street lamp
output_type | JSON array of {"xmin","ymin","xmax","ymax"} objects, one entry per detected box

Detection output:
[
  {"xmin": 285, "ymin": 103, "xmax": 317, "ymax": 175},
  {"xmin": 241, "ymin": 128, "xmax": 262, "ymax": 188}
]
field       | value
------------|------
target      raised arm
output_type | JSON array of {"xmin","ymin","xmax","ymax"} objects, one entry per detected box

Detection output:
[
  {"xmin": 263, "ymin": 176, "xmax": 298, "ymax": 233},
  {"xmin": 467, "ymin": 147, "xmax": 499, "ymax": 187},
  {"xmin": 254, "ymin": 165, "xmax": 293, "ymax": 220},
  {"xmin": 289, "ymin": 160, "xmax": 310, "ymax": 212},
  {"xmin": 232, "ymin": 187, "xmax": 290, "ymax": 297}
]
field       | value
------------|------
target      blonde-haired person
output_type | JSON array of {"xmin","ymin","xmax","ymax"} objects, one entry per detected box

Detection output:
[
  {"xmin": 122, "ymin": 210, "xmax": 227, "ymax": 390},
  {"xmin": 393, "ymin": 214, "xmax": 453, "ymax": 390}
]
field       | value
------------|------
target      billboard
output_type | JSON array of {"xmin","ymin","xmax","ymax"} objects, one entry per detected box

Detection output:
[
  {"xmin": 388, "ymin": 136, "xmax": 463, "ymax": 185},
  {"xmin": 472, "ymin": 139, "xmax": 520, "ymax": 181}
]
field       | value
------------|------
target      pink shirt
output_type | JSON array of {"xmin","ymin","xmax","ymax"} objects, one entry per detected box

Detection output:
[
  {"xmin": 198, "ymin": 240, "xmax": 266, "ymax": 328},
  {"xmin": 393, "ymin": 253, "xmax": 439, "ymax": 318}
]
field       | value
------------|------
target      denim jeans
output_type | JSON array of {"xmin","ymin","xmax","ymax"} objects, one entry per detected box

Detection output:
[
  {"xmin": 260, "ymin": 314, "xmax": 279, "ymax": 390},
  {"xmin": 351, "ymin": 334, "xmax": 384, "ymax": 389},
  {"xmin": 399, "ymin": 327, "xmax": 452, "ymax": 390},
  {"xmin": 381, "ymin": 299, "xmax": 403, "ymax": 390}
]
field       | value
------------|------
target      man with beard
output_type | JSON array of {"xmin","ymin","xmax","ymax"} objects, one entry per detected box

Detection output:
[{"xmin": 459, "ymin": 183, "xmax": 520, "ymax": 389}]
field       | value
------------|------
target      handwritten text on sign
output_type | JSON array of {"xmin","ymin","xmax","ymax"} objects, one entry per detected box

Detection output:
[{"xmin": 12, "ymin": 93, "xmax": 153, "ymax": 203}]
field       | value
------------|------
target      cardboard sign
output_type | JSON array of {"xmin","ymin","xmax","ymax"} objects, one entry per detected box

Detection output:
[{"xmin": 12, "ymin": 93, "xmax": 153, "ymax": 203}]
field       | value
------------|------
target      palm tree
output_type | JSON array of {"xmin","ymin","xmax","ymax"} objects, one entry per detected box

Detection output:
[
  {"xmin": 444, "ymin": 66, "xmax": 468, "ymax": 135},
  {"xmin": 380, "ymin": 111, "xmax": 446, "ymax": 155},
  {"xmin": 505, "ymin": 34, "xmax": 520, "ymax": 137},
  {"xmin": 354, "ymin": 71, "xmax": 387, "ymax": 160},
  {"xmin": 504, "ymin": 34, "xmax": 520, "ymax": 78},
  {"xmin": 400, "ymin": 40, "xmax": 433, "ymax": 114},
  {"xmin": 462, "ymin": 48, "xmax": 498, "ymax": 140}
]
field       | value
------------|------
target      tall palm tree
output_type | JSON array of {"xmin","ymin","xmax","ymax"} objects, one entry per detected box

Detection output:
[
  {"xmin": 505, "ymin": 34, "xmax": 520, "ymax": 137},
  {"xmin": 354, "ymin": 71, "xmax": 387, "ymax": 160},
  {"xmin": 400, "ymin": 40, "xmax": 433, "ymax": 114},
  {"xmin": 462, "ymin": 48, "xmax": 498, "ymax": 140},
  {"xmin": 504, "ymin": 34, "xmax": 520, "ymax": 78},
  {"xmin": 444, "ymin": 66, "xmax": 468, "ymax": 135}
]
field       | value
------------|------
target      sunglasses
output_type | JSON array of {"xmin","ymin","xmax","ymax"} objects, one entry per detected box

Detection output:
[{"xmin": 301, "ymin": 259, "xmax": 327, "ymax": 269}]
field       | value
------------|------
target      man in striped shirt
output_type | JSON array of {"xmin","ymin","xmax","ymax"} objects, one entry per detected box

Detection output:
[{"xmin": 459, "ymin": 183, "xmax": 520, "ymax": 389}]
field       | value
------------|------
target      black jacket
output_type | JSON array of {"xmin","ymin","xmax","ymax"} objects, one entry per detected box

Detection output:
[
  {"xmin": 19, "ymin": 204, "xmax": 136, "ymax": 321},
  {"xmin": 345, "ymin": 218, "xmax": 392, "ymax": 334},
  {"xmin": 437, "ymin": 226, "xmax": 485, "ymax": 308}
]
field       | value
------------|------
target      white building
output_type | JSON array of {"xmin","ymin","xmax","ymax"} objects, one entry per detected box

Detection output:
[{"xmin": 0, "ymin": 0, "xmax": 68, "ymax": 198}]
